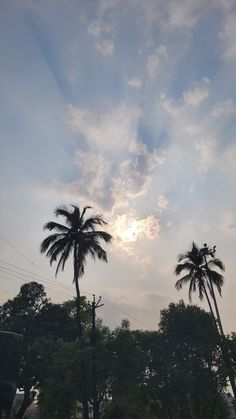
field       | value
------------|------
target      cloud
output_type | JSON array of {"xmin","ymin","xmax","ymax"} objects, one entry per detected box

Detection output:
[
  {"xmin": 220, "ymin": 14, "xmax": 236, "ymax": 61},
  {"xmin": 160, "ymin": 78, "xmax": 210, "ymax": 118},
  {"xmin": 221, "ymin": 211, "xmax": 236, "ymax": 237},
  {"xmin": 67, "ymin": 105, "xmax": 165, "ymax": 211},
  {"xmin": 88, "ymin": 18, "xmax": 115, "ymax": 56},
  {"xmin": 183, "ymin": 78, "xmax": 210, "ymax": 108},
  {"xmin": 223, "ymin": 143, "xmax": 236, "ymax": 168},
  {"xmin": 72, "ymin": 151, "xmax": 114, "ymax": 208},
  {"xmin": 68, "ymin": 103, "xmax": 141, "ymax": 152},
  {"xmin": 112, "ymin": 142, "xmax": 166, "ymax": 208},
  {"xmin": 195, "ymin": 138, "xmax": 216, "ymax": 173},
  {"xmin": 160, "ymin": 94, "xmax": 181, "ymax": 117},
  {"xmin": 211, "ymin": 99, "xmax": 236, "ymax": 118},
  {"xmin": 158, "ymin": 194, "xmax": 169, "ymax": 210},
  {"xmin": 111, "ymin": 212, "xmax": 160, "ymax": 253},
  {"xmin": 147, "ymin": 45, "xmax": 168, "ymax": 79},
  {"xmin": 96, "ymin": 39, "xmax": 114, "ymax": 55},
  {"xmin": 127, "ymin": 77, "xmax": 143, "ymax": 88},
  {"xmin": 162, "ymin": 0, "xmax": 208, "ymax": 29}
]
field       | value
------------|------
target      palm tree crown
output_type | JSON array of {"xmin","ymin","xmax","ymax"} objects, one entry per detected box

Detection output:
[
  {"xmin": 40, "ymin": 205, "xmax": 112, "ymax": 281},
  {"xmin": 174, "ymin": 242, "xmax": 225, "ymax": 303}
]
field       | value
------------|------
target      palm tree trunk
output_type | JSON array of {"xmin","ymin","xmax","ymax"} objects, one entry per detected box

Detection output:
[
  {"xmin": 202, "ymin": 282, "xmax": 216, "ymax": 324},
  {"xmin": 208, "ymin": 280, "xmax": 236, "ymax": 400},
  {"xmin": 73, "ymin": 246, "xmax": 89, "ymax": 419},
  {"xmin": 203, "ymin": 256, "xmax": 236, "ymax": 401}
]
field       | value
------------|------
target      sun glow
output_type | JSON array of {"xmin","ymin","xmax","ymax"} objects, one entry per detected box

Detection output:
[
  {"xmin": 112, "ymin": 214, "xmax": 160, "ymax": 246},
  {"xmin": 116, "ymin": 219, "xmax": 141, "ymax": 243}
]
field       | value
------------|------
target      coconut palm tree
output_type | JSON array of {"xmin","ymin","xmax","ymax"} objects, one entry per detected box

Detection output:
[
  {"xmin": 174, "ymin": 242, "xmax": 223, "ymax": 321},
  {"xmin": 40, "ymin": 205, "xmax": 112, "ymax": 336},
  {"xmin": 40, "ymin": 204, "xmax": 112, "ymax": 419},
  {"xmin": 174, "ymin": 242, "xmax": 236, "ymax": 399}
]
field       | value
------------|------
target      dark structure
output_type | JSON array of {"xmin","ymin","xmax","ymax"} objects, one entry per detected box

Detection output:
[{"xmin": 0, "ymin": 331, "xmax": 23, "ymax": 418}]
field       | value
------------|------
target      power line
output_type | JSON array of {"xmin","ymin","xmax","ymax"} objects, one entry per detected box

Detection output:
[
  {"xmin": 0, "ymin": 234, "xmax": 56, "ymax": 281},
  {"xmin": 0, "ymin": 260, "xmax": 76, "ymax": 293},
  {"xmin": 0, "ymin": 270, "xmax": 74, "ymax": 300},
  {"xmin": 0, "ymin": 236, "xmax": 148, "ymax": 328},
  {"xmin": 102, "ymin": 299, "xmax": 147, "ymax": 328}
]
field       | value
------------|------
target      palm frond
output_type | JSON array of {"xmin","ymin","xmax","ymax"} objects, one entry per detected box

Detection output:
[
  {"xmin": 174, "ymin": 262, "xmax": 194, "ymax": 275},
  {"xmin": 81, "ymin": 216, "xmax": 108, "ymax": 231},
  {"xmin": 43, "ymin": 221, "xmax": 69, "ymax": 232},
  {"xmin": 175, "ymin": 274, "xmax": 191, "ymax": 291},
  {"xmin": 55, "ymin": 242, "xmax": 73, "ymax": 276},
  {"xmin": 207, "ymin": 258, "xmax": 225, "ymax": 272},
  {"xmin": 208, "ymin": 270, "xmax": 224, "ymax": 296},
  {"xmin": 91, "ymin": 243, "xmax": 108, "ymax": 262},
  {"xmin": 54, "ymin": 206, "xmax": 73, "ymax": 225},
  {"xmin": 40, "ymin": 234, "xmax": 65, "ymax": 253},
  {"xmin": 87, "ymin": 230, "xmax": 112, "ymax": 243},
  {"xmin": 80, "ymin": 206, "xmax": 92, "ymax": 220},
  {"xmin": 45, "ymin": 237, "xmax": 69, "ymax": 264}
]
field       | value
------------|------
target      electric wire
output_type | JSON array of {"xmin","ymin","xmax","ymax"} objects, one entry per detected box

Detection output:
[{"xmin": 0, "ymin": 235, "xmax": 148, "ymax": 328}]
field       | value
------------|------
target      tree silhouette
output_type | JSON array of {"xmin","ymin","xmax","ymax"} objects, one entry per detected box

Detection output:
[
  {"xmin": 40, "ymin": 204, "xmax": 112, "ymax": 418},
  {"xmin": 40, "ymin": 205, "xmax": 112, "ymax": 336},
  {"xmin": 174, "ymin": 242, "xmax": 223, "ymax": 321},
  {"xmin": 174, "ymin": 242, "xmax": 236, "ymax": 400}
]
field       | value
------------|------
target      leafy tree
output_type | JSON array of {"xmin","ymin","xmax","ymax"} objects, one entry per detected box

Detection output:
[
  {"xmin": 0, "ymin": 282, "xmax": 79, "ymax": 419},
  {"xmin": 40, "ymin": 205, "xmax": 112, "ymax": 419},
  {"xmin": 39, "ymin": 339, "xmax": 80, "ymax": 419},
  {"xmin": 153, "ymin": 302, "xmax": 227, "ymax": 419},
  {"xmin": 106, "ymin": 320, "xmax": 150, "ymax": 419},
  {"xmin": 0, "ymin": 282, "xmax": 48, "ymax": 419}
]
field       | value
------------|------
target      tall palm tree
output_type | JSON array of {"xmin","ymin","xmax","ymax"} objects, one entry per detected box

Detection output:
[
  {"xmin": 40, "ymin": 204, "xmax": 112, "ymax": 419},
  {"xmin": 174, "ymin": 242, "xmax": 236, "ymax": 399},
  {"xmin": 40, "ymin": 204, "xmax": 112, "ymax": 336},
  {"xmin": 174, "ymin": 242, "xmax": 223, "ymax": 322}
]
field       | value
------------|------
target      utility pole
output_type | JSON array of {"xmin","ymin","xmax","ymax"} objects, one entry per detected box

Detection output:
[{"xmin": 91, "ymin": 295, "xmax": 103, "ymax": 419}]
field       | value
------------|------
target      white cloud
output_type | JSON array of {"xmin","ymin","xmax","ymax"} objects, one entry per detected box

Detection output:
[
  {"xmin": 147, "ymin": 45, "xmax": 168, "ymax": 79},
  {"xmin": 214, "ymin": 0, "xmax": 236, "ymax": 10},
  {"xmin": 111, "ymin": 212, "xmax": 160, "ymax": 253},
  {"xmin": 67, "ymin": 106, "xmax": 165, "ymax": 211},
  {"xmin": 185, "ymin": 125, "xmax": 199, "ymax": 136},
  {"xmin": 88, "ymin": 17, "xmax": 115, "ymax": 56},
  {"xmin": 112, "ymin": 143, "xmax": 165, "ymax": 208},
  {"xmin": 195, "ymin": 138, "xmax": 216, "ymax": 173},
  {"xmin": 163, "ymin": 0, "xmax": 208, "ymax": 29},
  {"xmin": 96, "ymin": 39, "xmax": 114, "ymax": 55},
  {"xmin": 211, "ymin": 99, "xmax": 236, "ymax": 118},
  {"xmin": 220, "ymin": 14, "xmax": 236, "ymax": 60},
  {"xmin": 224, "ymin": 143, "xmax": 236, "ymax": 168},
  {"xmin": 72, "ymin": 151, "xmax": 113, "ymax": 207},
  {"xmin": 160, "ymin": 94, "xmax": 181, "ymax": 117},
  {"xmin": 127, "ymin": 77, "xmax": 143, "ymax": 88},
  {"xmin": 158, "ymin": 194, "xmax": 169, "ymax": 210},
  {"xmin": 183, "ymin": 78, "xmax": 210, "ymax": 108},
  {"xmin": 160, "ymin": 78, "xmax": 210, "ymax": 119},
  {"xmin": 221, "ymin": 211, "xmax": 236, "ymax": 237},
  {"xmin": 68, "ymin": 104, "xmax": 141, "ymax": 152}
]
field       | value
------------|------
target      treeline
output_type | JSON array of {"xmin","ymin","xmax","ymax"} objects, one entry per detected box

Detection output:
[{"xmin": 0, "ymin": 282, "xmax": 236, "ymax": 419}]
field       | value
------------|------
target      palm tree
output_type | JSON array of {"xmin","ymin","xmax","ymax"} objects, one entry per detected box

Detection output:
[
  {"xmin": 40, "ymin": 204, "xmax": 112, "ymax": 419},
  {"xmin": 174, "ymin": 242, "xmax": 223, "ymax": 322},
  {"xmin": 174, "ymin": 242, "xmax": 236, "ymax": 399},
  {"xmin": 40, "ymin": 204, "xmax": 112, "ymax": 336}
]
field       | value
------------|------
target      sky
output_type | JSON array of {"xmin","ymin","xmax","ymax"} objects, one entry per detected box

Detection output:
[{"xmin": 1, "ymin": 0, "xmax": 236, "ymax": 332}]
